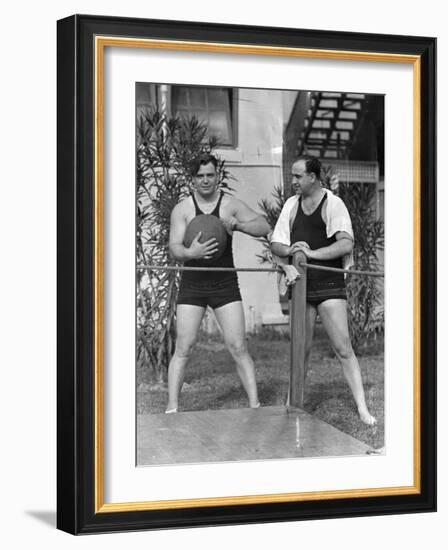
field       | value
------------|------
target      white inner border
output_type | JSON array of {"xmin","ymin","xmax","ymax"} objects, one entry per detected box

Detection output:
[{"xmin": 104, "ymin": 46, "xmax": 414, "ymax": 503}]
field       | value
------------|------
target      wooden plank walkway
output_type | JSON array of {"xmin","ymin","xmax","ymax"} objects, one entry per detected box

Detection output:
[{"xmin": 137, "ymin": 406, "xmax": 371, "ymax": 466}]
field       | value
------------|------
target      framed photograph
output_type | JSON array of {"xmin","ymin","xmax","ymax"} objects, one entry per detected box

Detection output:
[{"xmin": 57, "ymin": 14, "xmax": 436, "ymax": 534}]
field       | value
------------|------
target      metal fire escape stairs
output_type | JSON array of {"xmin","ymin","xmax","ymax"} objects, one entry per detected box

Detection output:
[
  {"xmin": 297, "ymin": 91, "xmax": 366, "ymax": 160},
  {"xmin": 283, "ymin": 91, "xmax": 379, "ymax": 197}
]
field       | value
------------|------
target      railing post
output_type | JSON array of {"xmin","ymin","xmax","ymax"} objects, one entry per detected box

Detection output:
[{"xmin": 290, "ymin": 251, "xmax": 307, "ymax": 408}]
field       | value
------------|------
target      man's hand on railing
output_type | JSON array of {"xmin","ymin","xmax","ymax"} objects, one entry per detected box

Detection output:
[
  {"xmin": 282, "ymin": 264, "xmax": 301, "ymax": 286},
  {"xmin": 289, "ymin": 241, "xmax": 310, "ymax": 256},
  {"xmin": 277, "ymin": 264, "xmax": 301, "ymax": 297}
]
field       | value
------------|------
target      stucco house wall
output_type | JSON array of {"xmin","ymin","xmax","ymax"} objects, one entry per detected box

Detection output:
[{"xmin": 213, "ymin": 88, "xmax": 298, "ymax": 330}]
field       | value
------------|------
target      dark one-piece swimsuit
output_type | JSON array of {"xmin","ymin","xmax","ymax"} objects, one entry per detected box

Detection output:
[
  {"xmin": 177, "ymin": 192, "xmax": 242, "ymax": 309},
  {"xmin": 290, "ymin": 193, "xmax": 347, "ymax": 306}
]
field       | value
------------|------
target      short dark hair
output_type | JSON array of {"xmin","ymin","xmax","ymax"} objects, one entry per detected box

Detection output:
[
  {"xmin": 191, "ymin": 153, "xmax": 218, "ymax": 176},
  {"xmin": 297, "ymin": 155, "xmax": 322, "ymax": 180}
]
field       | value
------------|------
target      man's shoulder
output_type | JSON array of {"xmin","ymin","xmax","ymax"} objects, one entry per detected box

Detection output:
[
  {"xmin": 284, "ymin": 195, "xmax": 298, "ymax": 207},
  {"xmin": 323, "ymin": 190, "xmax": 353, "ymax": 239},
  {"xmin": 171, "ymin": 195, "xmax": 193, "ymax": 219},
  {"xmin": 222, "ymin": 193, "xmax": 246, "ymax": 211},
  {"xmin": 325, "ymin": 190, "xmax": 349, "ymax": 212},
  {"xmin": 280, "ymin": 195, "xmax": 299, "ymax": 216},
  {"xmin": 175, "ymin": 195, "xmax": 193, "ymax": 210}
]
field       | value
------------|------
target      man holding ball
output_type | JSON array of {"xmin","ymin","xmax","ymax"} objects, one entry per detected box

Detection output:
[{"xmin": 166, "ymin": 154, "xmax": 270, "ymax": 413}]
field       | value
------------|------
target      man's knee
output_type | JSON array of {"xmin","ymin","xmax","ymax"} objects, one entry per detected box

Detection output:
[
  {"xmin": 175, "ymin": 340, "xmax": 195, "ymax": 359},
  {"xmin": 333, "ymin": 338, "xmax": 354, "ymax": 360},
  {"xmin": 227, "ymin": 339, "xmax": 248, "ymax": 358}
]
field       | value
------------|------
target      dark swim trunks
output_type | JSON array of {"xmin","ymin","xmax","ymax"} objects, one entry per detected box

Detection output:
[
  {"xmin": 306, "ymin": 279, "xmax": 347, "ymax": 306},
  {"xmin": 177, "ymin": 277, "xmax": 242, "ymax": 309}
]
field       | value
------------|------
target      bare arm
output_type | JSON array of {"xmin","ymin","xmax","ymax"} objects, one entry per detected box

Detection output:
[
  {"xmin": 222, "ymin": 199, "xmax": 270, "ymax": 237},
  {"xmin": 270, "ymin": 241, "xmax": 293, "ymax": 258},
  {"xmin": 292, "ymin": 231, "xmax": 353, "ymax": 261},
  {"xmin": 267, "ymin": 244, "xmax": 301, "ymax": 286},
  {"xmin": 272, "ymin": 231, "xmax": 352, "ymax": 260},
  {"xmin": 169, "ymin": 204, "xmax": 218, "ymax": 262}
]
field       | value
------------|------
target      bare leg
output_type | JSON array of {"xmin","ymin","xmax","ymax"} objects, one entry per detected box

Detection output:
[
  {"xmin": 214, "ymin": 301, "xmax": 259, "ymax": 408},
  {"xmin": 166, "ymin": 304, "xmax": 205, "ymax": 412},
  {"xmin": 318, "ymin": 299, "xmax": 376, "ymax": 425}
]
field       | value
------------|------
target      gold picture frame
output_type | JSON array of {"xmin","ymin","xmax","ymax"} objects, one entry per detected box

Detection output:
[{"xmin": 57, "ymin": 14, "xmax": 436, "ymax": 534}]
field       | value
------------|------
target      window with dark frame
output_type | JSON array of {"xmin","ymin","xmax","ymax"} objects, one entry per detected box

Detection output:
[{"xmin": 171, "ymin": 86, "xmax": 236, "ymax": 147}]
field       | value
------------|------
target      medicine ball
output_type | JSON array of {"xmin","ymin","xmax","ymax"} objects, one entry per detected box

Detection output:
[{"xmin": 183, "ymin": 214, "xmax": 228, "ymax": 263}]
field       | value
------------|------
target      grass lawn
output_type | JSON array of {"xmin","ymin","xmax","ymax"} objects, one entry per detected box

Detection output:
[{"xmin": 137, "ymin": 326, "xmax": 384, "ymax": 449}]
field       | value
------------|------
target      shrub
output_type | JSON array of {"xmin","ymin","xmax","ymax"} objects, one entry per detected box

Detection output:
[
  {"xmin": 136, "ymin": 109, "xmax": 231, "ymax": 382},
  {"xmin": 338, "ymin": 181, "xmax": 384, "ymax": 352}
]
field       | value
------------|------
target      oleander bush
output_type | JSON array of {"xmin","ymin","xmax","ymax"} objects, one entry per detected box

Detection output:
[{"xmin": 136, "ymin": 109, "xmax": 231, "ymax": 382}]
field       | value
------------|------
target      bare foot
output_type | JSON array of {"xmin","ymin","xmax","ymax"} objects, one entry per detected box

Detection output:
[{"xmin": 359, "ymin": 409, "xmax": 377, "ymax": 426}]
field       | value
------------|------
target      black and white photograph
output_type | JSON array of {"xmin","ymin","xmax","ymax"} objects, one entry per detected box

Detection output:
[
  {"xmin": 0, "ymin": 0, "xmax": 442, "ymax": 543},
  {"xmin": 135, "ymin": 83, "xmax": 385, "ymax": 466}
]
